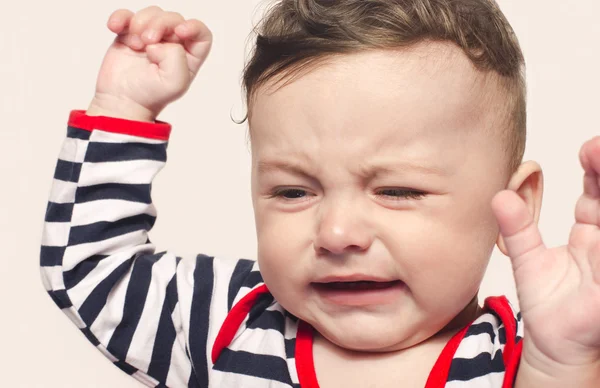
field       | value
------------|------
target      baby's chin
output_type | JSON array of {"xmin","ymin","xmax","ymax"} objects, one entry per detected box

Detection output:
[
  {"xmin": 314, "ymin": 323, "xmax": 427, "ymax": 353},
  {"xmin": 307, "ymin": 312, "xmax": 435, "ymax": 352}
]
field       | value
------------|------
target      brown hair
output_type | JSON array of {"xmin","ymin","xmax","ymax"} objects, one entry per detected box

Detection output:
[{"xmin": 242, "ymin": 0, "xmax": 526, "ymax": 174}]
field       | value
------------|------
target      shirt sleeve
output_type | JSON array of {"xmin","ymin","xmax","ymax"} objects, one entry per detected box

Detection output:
[{"xmin": 39, "ymin": 110, "xmax": 262, "ymax": 388}]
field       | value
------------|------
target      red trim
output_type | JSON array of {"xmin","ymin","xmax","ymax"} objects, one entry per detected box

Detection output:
[
  {"xmin": 484, "ymin": 296, "xmax": 522, "ymax": 388},
  {"xmin": 503, "ymin": 339, "xmax": 523, "ymax": 388},
  {"xmin": 296, "ymin": 321, "xmax": 320, "ymax": 388},
  {"xmin": 425, "ymin": 322, "xmax": 473, "ymax": 388},
  {"xmin": 68, "ymin": 110, "xmax": 171, "ymax": 141},
  {"xmin": 211, "ymin": 284, "xmax": 270, "ymax": 364},
  {"xmin": 484, "ymin": 296, "xmax": 517, "ymax": 365}
]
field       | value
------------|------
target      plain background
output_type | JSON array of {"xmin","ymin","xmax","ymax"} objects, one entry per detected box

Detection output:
[{"xmin": 1, "ymin": 0, "xmax": 598, "ymax": 386}]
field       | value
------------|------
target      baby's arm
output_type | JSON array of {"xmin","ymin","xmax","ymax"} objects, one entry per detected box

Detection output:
[{"xmin": 40, "ymin": 8, "xmax": 258, "ymax": 387}]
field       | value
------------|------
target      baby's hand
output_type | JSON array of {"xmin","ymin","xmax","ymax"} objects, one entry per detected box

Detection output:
[
  {"xmin": 493, "ymin": 137, "xmax": 600, "ymax": 387},
  {"xmin": 87, "ymin": 6, "xmax": 213, "ymax": 122}
]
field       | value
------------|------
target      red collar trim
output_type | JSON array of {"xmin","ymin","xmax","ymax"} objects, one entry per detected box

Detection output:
[{"xmin": 211, "ymin": 284, "xmax": 270, "ymax": 364}]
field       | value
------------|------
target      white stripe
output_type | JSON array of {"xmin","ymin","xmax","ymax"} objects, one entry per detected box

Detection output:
[
  {"xmin": 63, "ymin": 307, "xmax": 87, "ymax": 329},
  {"xmin": 284, "ymin": 315, "xmax": 299, "ymax": 341},
  {"xmin": 58, "ymin": 137, "xmax": 89, "ymax": 163},
  {"xmin": 209, "ymin": 370, "xmax": 292, "ymax": 388},
  {"xmin": 40, "ymin": 266, "xmax": 65, "ymax": 291},
  {"xmin": 131, "ymin": 371, "xmax": 159, "ymax": 387},
  {"xmin": 207, "ymin": 257, "xmax": 239, "ymax": 368},
  {"xmin": 470, "ymin": 313, "xmax": 499, "ymax": 327},
  {"xmin": 229, "ymin": 328, "xmax": 287, "ymax": 358},
  {"xmin": 78, "ymin": 160, "xmax": 165, "ymax": 187},
  {"xmin": 62, "ymin": 229, "xmax": 151, "ymax": 271},
  {"xmin": 166, "ymin": 301, "xmax": 193, "ymax": 387},
  {"xmin": 71, "ymin": 199, "xmax": 157, "ymax": 227},
  {"xmin": 287, "ymin": 359, "xmax": 299, "ymax": 385},
  {"xmin": 49, "ymin": 179, "xmax": 77, "ymax": 204},
  {"xmin": 233, "ymin": 286, "xmax": 253, "ymax": 307},
  {"xmin": 42, "ymin": 222, "xmax": 70, "ymax": 247},
  {"xmin": 68, "ymin": 246, "xmax": 148, "ymax": 309},
  {"xmin": 455, "ymin": 314, "xmax": 503, "ymax": 359},
  {"xmin": 90, "ymin": 263, "xmax": 132, "ymax": 347},
  {"xmin": 445, "ymin": 371, "xmax": 504, "ymax": 388},
  {"xmin": 453, "ymin": 333, "xmax": 494, "ymax": 359},
  {"xmin": 98, "ymin": 344, "xmax": 119, "ymax": 363},
  {"xmin": 126, "ymin": 254, "xmax": 178, "ymax": 372},
  {"xmin": 91, "ymin": 129, "xmax": 166, "ymax": 144},
  {"xmin": 174, "ymin": 256, "xmax": 198, "ymax": 357}
]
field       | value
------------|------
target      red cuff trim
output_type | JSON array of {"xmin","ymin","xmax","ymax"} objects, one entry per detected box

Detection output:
[
  {"xmin": 296, "ymin": 321, "xmax": 320, "ymax": 388},
  {"xmin": 211, "ymin": 284, "xmax": 270, "ymax": 364},
  {"xmin": 68, "ymin": 110, "xmax": 171, "ymax": 141},
  {"xmin": 425, "ymin": 321, "xmax": 473, "ymax": 388}
]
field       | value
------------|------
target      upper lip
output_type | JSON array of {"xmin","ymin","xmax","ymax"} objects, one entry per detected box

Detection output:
[{"xmin": 313, "ymin": 275, "xmax": 399, "ymax": 283}]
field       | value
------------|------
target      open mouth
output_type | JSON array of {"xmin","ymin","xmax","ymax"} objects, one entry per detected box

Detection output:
[{"xmin": 312, "ymin": 280, "xmax": 405, "ymax": 306}]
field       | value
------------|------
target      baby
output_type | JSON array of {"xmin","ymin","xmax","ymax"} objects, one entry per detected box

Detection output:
[{"xmin": 40, "ymin": 1, "xmax": 600, "ymax": 387}]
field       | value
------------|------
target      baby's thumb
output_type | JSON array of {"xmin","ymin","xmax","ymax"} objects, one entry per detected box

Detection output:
[{"xmin": 146, "ymin": 43, "xmax": 189, "ymax": 91}]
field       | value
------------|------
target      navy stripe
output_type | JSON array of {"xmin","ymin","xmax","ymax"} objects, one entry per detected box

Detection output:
[
  {"xmin": 75, "ymin": 183, "xmax": 152, "ymax": 204},
  {"xmin": 107, "ymin": 253, "xmax": 160, "ymax": 360},
  {"xmin": 464, "ymin": 321, "xmax": 496, "ymax": 342},
  {"xmin": 447, "ymin": 349, "xmax": 505, "ymax": 381},
  {"xmin": 242, "ymin": 271, "xmax": 264, "ymax": 293},
  {"xmin": 81, "ymin": 327, "xmax": 100, "ymax": 346},
  {"xmin": 147, "ymin": 274, "xmax": 179, "ymax": 384},
  {"xmin": 78, "ymin": 258, "xmax": 133, "ymax": 326},
  {"xmin": 45, "ymin": 202, "xmax": 73, "ymax": 223},
  {"xmin": 246, "ymin": 293, "xmax": 275, "ymax": 326},
  {"xmin": 498, "ymin": 326, "xmax": 506, "ymax": 345},
  {"xmin": 84, "ymin": 142, "xmax": 167, "ymax": 163},
  {"xmin": 54, "ymin": 159, "xmax": 82, "ymax": 182},
  {"xmin": 48, "ymin": 289, "xmax": 72, "ymax": 309},
  {"xmin": 247, "ymin": 310, "xmax": 285, "ymax": 332},
  {"xmin": 67, "ymin": 126, "xmax": 91, "ymax": 140},
  {"xmin": 227, "ymin": 259, "xmax": 256, "ymax": 310},
  {"xmin": 40, "ymin": 245, "xmax": 66, "ymax": 267},
  {"xmin": 114, "ymin": 359, "xmax": 138, "ymax": 375},
  {"xmin": 213, "ymin": 349, "xmax": 293, "ymax": 385},
  {"xmin": 68, "ymin": 214, "xmax": 156, "ymax": 246},
  {"xmin": 188, "ymin": 254, "xmax": 214, "ymax": 388},
  {"xmin": 64, "ymin": 254, "xmax": 109, "ymax": 289},
  {"xmin": 285, "ymin": 338, "xmax": 295, "ymax": 359}
]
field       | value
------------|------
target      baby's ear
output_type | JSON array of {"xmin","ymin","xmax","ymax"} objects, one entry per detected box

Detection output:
[{"xmin": 496, "ymin": 161, "xmax": 544, "ymax": 256}]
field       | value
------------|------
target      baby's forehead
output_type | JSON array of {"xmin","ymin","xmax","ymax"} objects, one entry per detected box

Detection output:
[
  {"xmin": 250, "ymin": 47, "xmax": 506, "ymax": 149},
  {"xmin": 251, "ymin": 44, "xmax": 507, "ymax": 129}
]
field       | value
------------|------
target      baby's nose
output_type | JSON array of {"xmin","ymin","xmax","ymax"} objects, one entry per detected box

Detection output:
[{"xmin": 313, "ymin": 205, "xmax": 373, "ymax": 256}]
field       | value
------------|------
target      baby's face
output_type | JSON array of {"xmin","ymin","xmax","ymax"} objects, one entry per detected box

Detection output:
[{"xmin": 249, "ymin": 42, "xmax": 511, "ymax": 351}]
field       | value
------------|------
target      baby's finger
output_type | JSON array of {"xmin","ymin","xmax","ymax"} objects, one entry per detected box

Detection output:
[
  {"xmin": 128, "ymin": 6, "xmax": 164, "ymax": 36},
  {"xmin": 142, "ymin": 11, "xmax": 185, "ymax": 44},
  {"xmin": 107, "ymin": 9, "xmax": 134, "ymax": 34},
  {"xmin": 579, "ymin": 136, "xmax": 600, "ymax": 199},
  {"xmin": 174, "ymin": 19, "xmax": 213, "ymax": 65}
]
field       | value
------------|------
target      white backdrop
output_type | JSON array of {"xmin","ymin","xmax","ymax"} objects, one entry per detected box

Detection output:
[{"xmin": 1, "ymin": 0, "xmax": 597, "ymax": 386}]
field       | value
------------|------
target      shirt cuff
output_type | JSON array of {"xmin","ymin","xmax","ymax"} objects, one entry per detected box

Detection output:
[{"xmin": 68, "ymin": 110, "xmax": 172, "ymax": 141}]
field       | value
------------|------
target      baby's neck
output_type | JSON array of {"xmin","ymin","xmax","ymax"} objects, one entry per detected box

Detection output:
[{"xmin": 312, "ymin": 297, "xmax": 483, "ymax": 388}]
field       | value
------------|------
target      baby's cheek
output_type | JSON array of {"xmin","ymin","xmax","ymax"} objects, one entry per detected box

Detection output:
[{"xmin": 256, "ymin": 219, "xmax": 306, "ymax": 288}]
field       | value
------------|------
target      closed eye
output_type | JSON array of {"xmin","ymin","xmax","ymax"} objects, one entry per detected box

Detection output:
[
  {"xmin": 375, "ymin": 188, "xmax": 426, "ymax": 200},
  {"xmin": 270, "ymin": 188, "xmax": 311, "ymax": 200}
]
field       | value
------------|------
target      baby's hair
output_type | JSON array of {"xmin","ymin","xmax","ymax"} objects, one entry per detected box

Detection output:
[{"xmin": 241, "ymin": 0, "xmax": 526, "ymax": 174}]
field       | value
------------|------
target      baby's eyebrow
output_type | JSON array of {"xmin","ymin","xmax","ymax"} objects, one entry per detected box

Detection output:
[
  {"xmin": 256, "ymin": 160, "xmax": 314, "ymax": 178},
  {"xmin": 357, "ymin": 162, "xmax": 447, "ymax": 179},
  {"xmin": 256, "ymin": 159, "xmax": 447, "ymax": 179}
]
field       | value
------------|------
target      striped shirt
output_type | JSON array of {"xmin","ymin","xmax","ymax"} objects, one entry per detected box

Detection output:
[{"xmin": 40, "ymin": 110, "xmax": 524, "ymax": 388}]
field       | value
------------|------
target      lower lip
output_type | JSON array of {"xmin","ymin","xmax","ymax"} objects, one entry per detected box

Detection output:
[{"xmin": 312, "ymin": 281, "xmax": 405, "ymax": 306}]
